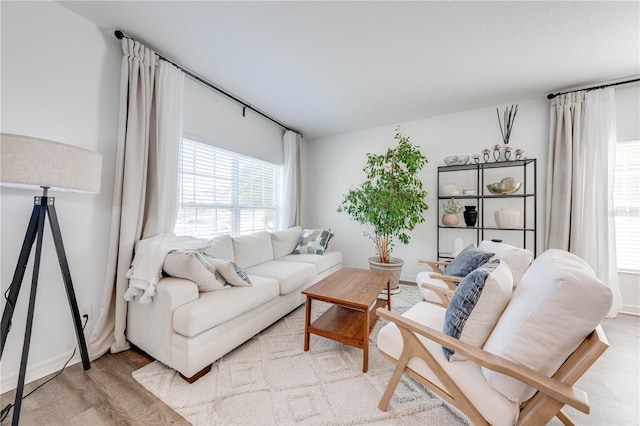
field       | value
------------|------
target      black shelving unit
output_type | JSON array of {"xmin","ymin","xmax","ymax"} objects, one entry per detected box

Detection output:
[{"xmin": 436, "ymin": 159, "xmax": 537, "ymax": 260}]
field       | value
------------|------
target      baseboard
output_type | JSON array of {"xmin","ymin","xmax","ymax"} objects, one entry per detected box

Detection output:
[
  {"xmin": 620, "ymin": 304, "xmax": 640, "ymax": 316},
  {"xmin": 0, "ymin": 350, "xmax": 82, "ymax": 393}
]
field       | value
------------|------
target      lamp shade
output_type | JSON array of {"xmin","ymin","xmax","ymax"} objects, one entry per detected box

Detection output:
[{"xmin": 1, "ymin": 133, "xmax": 102, "ymax": 193}]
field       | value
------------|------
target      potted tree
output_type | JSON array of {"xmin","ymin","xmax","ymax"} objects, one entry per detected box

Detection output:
[{"xmin": 337, "ymin": 129, "xmax": 428, "ymax": 292}]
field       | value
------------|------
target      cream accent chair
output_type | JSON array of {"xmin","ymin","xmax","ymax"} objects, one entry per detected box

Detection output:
[
  {"xmin": 377, "ymin": 249, "xmax": 612, "ymax": 425},
  {"xmin": 417, "ymin": 241, "xmax": 533, "ymax": 306}
]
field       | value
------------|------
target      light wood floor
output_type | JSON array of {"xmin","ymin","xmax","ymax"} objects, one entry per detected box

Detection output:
[{"xmin": 1, "ymin": 314, "xmax": 638, "ymax": 425}]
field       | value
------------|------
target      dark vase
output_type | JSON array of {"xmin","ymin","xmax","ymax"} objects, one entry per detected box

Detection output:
[{"xmin": 463, "ymin": 206, "xmax": 477, "ymax": 226}]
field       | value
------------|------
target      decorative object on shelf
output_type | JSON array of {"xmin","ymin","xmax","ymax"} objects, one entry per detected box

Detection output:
[
  {"xmin": 497, "ymin": 104, "xmax": 518, "ymax": 145},
  {"xmin": 515, "ymin": 148, "xmax": 524, "ymax": 161},
  {"xmin": 442, "ymin": 198, "xmax": 462, "ymax": 226},
  {"xmin": 443, "ymin": 154, "xmax": 470, "ymax": 166},
  {"xmin": 452, "ymin": 238, "xmax": 464, "ymax": 257},
  {"xmin": 462, "ymin": 189, "xmax": 475, "ymax": 195},
  {"xmin": 440, "ymin": 182, "xmax": 458, "ymax": 196},
  {"xmin": 482, "ymin": 148, "xmax": 490, "ymax": 163},
  {"xmin": 492, "ymin": 144, "xmax": 502, "ymax": 162},
  {"xmin": 495, "ymin": 207, "xmax": 521, "ymax": 228},
  {"xmin": 463, "ymin": 205, "xmax": 478, "ymax": 226},
  {"xmin": 487, "ymin": 177, "xmax": 522, "ymax": 195},
  {"xmin": 472, "ymin": 154, "xmax": 480, "ymax": 164},
  {"xmin": 338, "ymin": 128, "xmax": 428, "ymax": 292},
  {"xmin": 503, "ymin": 145, "xmax": 512, "ymax": 161}
]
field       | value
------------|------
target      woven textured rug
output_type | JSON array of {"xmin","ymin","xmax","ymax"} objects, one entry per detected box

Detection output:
[{"xmin": 132, "ymin": 284, "xmax": 469, "ymax": 425}]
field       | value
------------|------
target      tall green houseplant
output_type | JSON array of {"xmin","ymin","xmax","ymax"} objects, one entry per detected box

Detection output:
[{"xmin": 338, "ymin": 129, "xmax": 428, "ymax": 266}]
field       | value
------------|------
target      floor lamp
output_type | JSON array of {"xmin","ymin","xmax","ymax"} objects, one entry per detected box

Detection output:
[{"xmin": 0, "ymin": 133, "xmax": 102, "ymax": 425}]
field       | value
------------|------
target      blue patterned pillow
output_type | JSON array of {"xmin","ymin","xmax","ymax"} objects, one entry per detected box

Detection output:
[
  {"xmin": 294, "ymin": 228, "xmax": 333, "ymax": 255},
  {"xmin": 208, "ymin": 258, "xmax": 252, "ymax": 287},
  {"xmin": 442, "ymin": 259, "xmax": 513, "ymax": 361},
  {"xmin": 443, "ymin": 244, "xmax": 494, "ymax": 277}
]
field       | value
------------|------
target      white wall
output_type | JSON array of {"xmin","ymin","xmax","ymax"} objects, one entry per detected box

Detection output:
[
  {"xmin": 1, "ymin": 2, "xmax": 120, "ymax": 389},
  {"xmin": 304, "ymin": 98, "xmax": 549, "ymax": 283}
]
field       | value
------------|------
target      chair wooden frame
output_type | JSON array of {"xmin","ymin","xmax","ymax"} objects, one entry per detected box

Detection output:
[{"xmin": 376, "ymin": 308, "xmax": 609, "ymax": 426}]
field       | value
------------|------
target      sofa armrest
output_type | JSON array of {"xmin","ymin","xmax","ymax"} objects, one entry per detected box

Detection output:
[
  {"xmin": 127, "ymin": 277, "xmax": 199, "ymax": 364},
  {"xmin": 376, "ymin": 308, "xmax": 590, "ymax": 414}
]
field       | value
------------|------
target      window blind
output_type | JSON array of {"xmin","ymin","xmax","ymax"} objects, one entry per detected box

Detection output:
[{"xmin": 175, "ymin": 138, "xmax": 283, "ymax": 238}]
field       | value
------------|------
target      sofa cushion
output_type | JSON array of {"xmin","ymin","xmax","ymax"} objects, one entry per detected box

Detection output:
[
  {"xmin": 162, "ymin": 250, "xmax": 227, "ymax": 292},
  {"xmin": 207, "ymin": 258, "xmax": 252, "ymax": 287},
  {"xmin": 377, "ymin": 302, "xmax": 519, "ymax": 426},
  {"xmin": 482, "ymin": 249, "xmax": 613, "ymax": 403},
  {"xmin": 173, "ymin": 276, "xmax": 279, "ymax": 337},
  {"xmin": 442, "ymin": 260, "xmax": 512, "ymax": 361},
  {"xmin": 443, "ymin": 244, "xmax": 494, "ymax": 277},
  {"xmin": 232, "ymin": 231, "xmax": 274, "ymax": 268},
  {"xmin": 271, "ymin": 226, "xmax": 303, "ymax": 259},
  {"xmin": 294, "ymin": 228, "xmax": 333, "ymax": 255},
  {"xmin": 245, "ymin": 260, "xmax": 316, "ymax": 295},
  {"xmin": 478, "ymin": 240, "xmax": 533, "ymax": 284},
  {"xmin": 202, "ymin": 234, "xmax": 235, "ymax": 261},
  {"xmin": 279, "ymin": 251, "xmax": 343, "ymax": 274}
]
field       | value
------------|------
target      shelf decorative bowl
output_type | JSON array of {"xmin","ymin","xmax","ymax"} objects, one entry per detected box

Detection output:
[
  {"xmin": 487, "ymin": 181, "xmax": 522, "ymax": 195},
  {"xmin": 444, "ymin": 155, "xmax": 470, "ymax": 166}
]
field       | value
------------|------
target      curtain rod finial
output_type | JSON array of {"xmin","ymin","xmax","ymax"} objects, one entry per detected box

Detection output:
[
  {"xmin": 115, "ymin": 30, "xmax": 124, "ymax": 40},
  {"xmin": 547, "ymin": 93, "xmax": 556, "ymax": 100}
]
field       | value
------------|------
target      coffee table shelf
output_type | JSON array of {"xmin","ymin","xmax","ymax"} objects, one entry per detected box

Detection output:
[
  {"xmin": 302, "ymin": 267, "xmax": 391, "ymax": 372},
  {"xmin": 309, "ymin": 299, "xmax": 388, "ymax": 348}
]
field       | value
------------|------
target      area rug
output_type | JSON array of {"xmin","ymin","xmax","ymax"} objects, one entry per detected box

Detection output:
[{"xmin": 132, "ymin": 284, "xmax": 470, "ymax": 425}]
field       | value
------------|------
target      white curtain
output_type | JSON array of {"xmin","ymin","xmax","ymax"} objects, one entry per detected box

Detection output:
[
  {"xmin": 281, "ymin": 130, "xmax": 300, "ymax": 229},
  {"xmin": 546, "ymin": 88, "xmax": 623, "ymax": 317},
  {"xmin": 89, "ymin": 38, "xmax": 185, "ymax": 358}
]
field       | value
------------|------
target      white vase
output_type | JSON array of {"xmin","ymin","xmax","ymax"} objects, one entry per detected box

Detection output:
[
  {"xmin": 494, "ymin": 208, "xmax": 521, "ymax": 228},
  {"xmin": 452, "ymin": 238, "xmax": 464, "ymax": 256},
  {"xmin": 440, "ymin": 182, "xmax": 458, "ymax": 196}
]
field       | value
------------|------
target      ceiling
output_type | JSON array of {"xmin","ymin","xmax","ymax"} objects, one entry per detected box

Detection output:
[{"xmin": 59, "ymin": 1, "xmax": 639, "ymax": 140}]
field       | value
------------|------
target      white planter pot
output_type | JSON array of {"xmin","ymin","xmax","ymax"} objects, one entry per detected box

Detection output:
[
  {"xmin": 368, "ymin": 256, "xmax": 404, "ymax": 292},
  {"xmin": 495, "ymin": 208, "xmax": 521, "ymax": 228}
]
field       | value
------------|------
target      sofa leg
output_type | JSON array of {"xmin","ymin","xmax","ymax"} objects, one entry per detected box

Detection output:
[{"xmin": 180, "ymin": 364, "xmax": 212, "ymax": 383}]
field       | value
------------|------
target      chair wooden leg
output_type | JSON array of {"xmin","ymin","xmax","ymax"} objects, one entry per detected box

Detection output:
[
  {"xmin": 556, "ymin": 409, "xmax": 575, "ymax": 426},
  {"xmin": 378, "ymin": 350, "xmax": 411, "ymax": 411}
]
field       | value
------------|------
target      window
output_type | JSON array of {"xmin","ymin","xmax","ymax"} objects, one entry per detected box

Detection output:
[
  {"xmin": 613, "ymin": 140, "xmax": 640, "ymax": 272},
  {"xmin": 174, "ymin": 137, "xmax": 282, "ymax": 238}
]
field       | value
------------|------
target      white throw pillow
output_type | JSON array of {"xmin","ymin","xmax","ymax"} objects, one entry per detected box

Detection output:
[
  {"xmin": 442, "ymin": 260, "xmax": 513, "ymax": 361},
  {"xmin": 478, "ymin": 240, "xmax": 533, "ymax": 284},
  {"xmin": 271, "ymin": 226, "xmax": 303, "ymax": 259},
  {"xmin": 482, "ymin": 249, "xmax": 613, "ymax": 403},
  {"xmin": 163, "ymin": 250, "xmax": 227, "ymax": 292}
]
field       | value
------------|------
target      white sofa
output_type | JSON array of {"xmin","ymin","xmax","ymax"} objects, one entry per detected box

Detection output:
[{"xmin": 126, "ymin": 226, "xmax": 342, "ymax": 381}]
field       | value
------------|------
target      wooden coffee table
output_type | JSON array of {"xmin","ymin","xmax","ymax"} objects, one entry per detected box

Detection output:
[{"xmin": 302, "ymin": 267, "xmax": 391, "ymax": 372}]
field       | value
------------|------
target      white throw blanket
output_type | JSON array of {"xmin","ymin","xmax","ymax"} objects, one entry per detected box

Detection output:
[{"xmin": 124, "ymin": 233, "xmax": 210, "ymax": 304}]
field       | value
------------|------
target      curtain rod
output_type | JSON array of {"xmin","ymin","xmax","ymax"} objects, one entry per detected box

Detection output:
[
  {"xmin": 114, "ymin": 30, "xmax": 302, "ymax": 137},
  {"xmin": 546, "ymin": 77, "xmax": 640, "ymax": 99}
]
